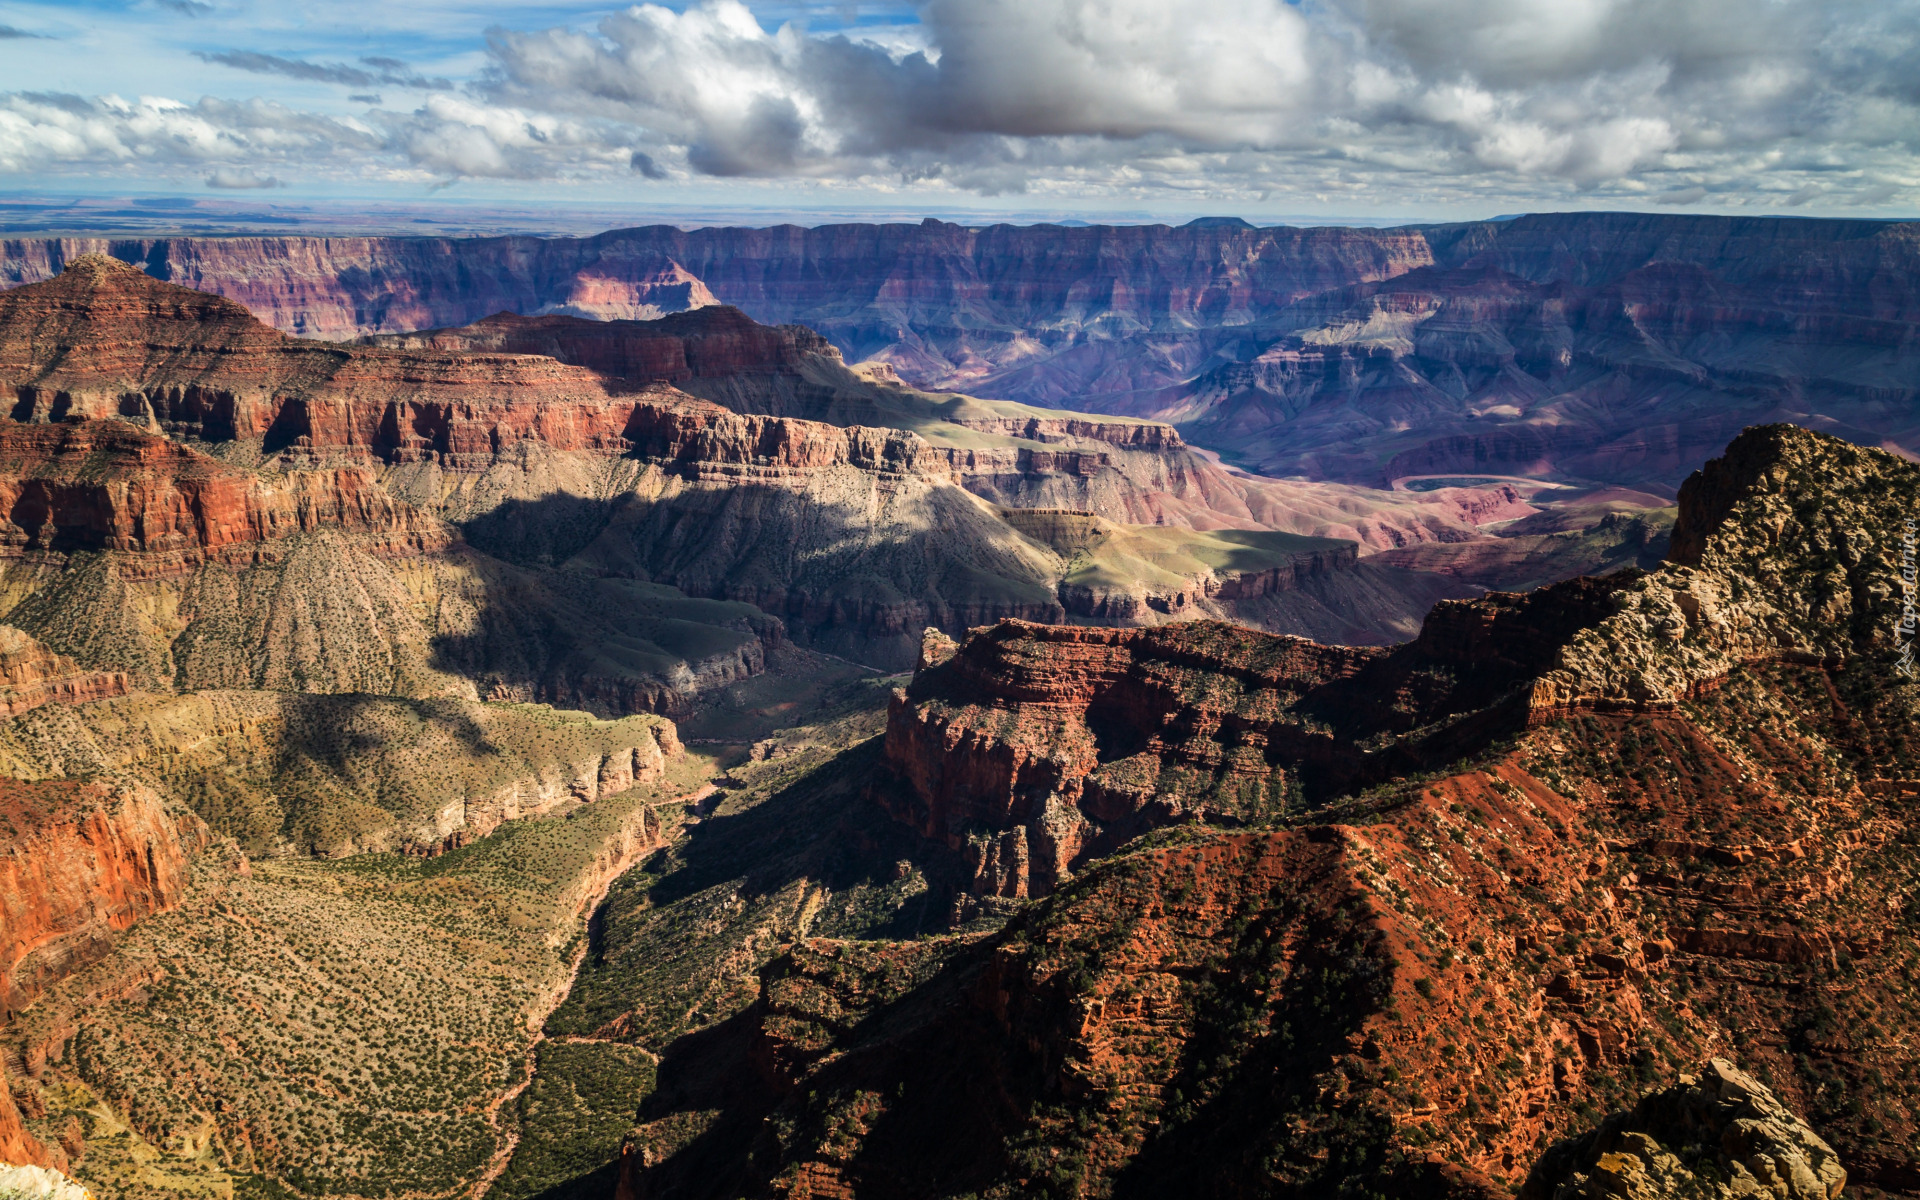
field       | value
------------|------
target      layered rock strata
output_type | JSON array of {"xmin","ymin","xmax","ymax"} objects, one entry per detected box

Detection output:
[
  {"xmin": 885, "ymin": 425, "xmax": 1916, "ymax": 898},
  {"xmin": 623, "ymin": 424, "xmax": 1916, "ymax": 1200},
  {"xmin": 0, "ymin": 779, "xmax": 202, "ymax": 1017},
  {"xmin": 0, "ymin": 626, "xmax": 127, "ymax": 718},
  {"xmin": 0, "ymin": 417, "xmax": 447, "ymax": 573},
  {"xmin": 5, "ymin": 215, "xmax": 1912, "ymax": 491},
  {"xmin": 885, "ymin": 573, "xmax": 1634, "ymax": 899}
]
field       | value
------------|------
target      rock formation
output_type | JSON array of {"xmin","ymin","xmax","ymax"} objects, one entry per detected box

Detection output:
[
  {"xmin": 616, "ymin": 424, "xmax": 1918, "ymax": 1198},
  {"xmin": 0, "ymin": 628, "xmax": 126, "ymax": 719},
  {"xmin": 0, "ymin": 258, "xmax": 1496, "ymax": 668},
  {"xmin": 5, "ymin": 214, "xmax": 1912, "ymax": 490},
  {"xmin": 0, "ymin": 417, "xmax": 446, "ymax": 569},
  {"xmin": 0, "ymin": 779, "xmax": 203, "ymax": 1017},
  {"xmin": 1521, "ymin": 1058, "xmax": 1846, "ymax": 1200}
]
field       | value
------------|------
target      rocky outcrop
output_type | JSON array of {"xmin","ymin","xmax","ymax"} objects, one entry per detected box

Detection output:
[
  {"xmin": 1530, "ymin": 425, "xmax": 1918, "ymax": 716},
  {"xmin": 0, "ymin": 627, "xmax": 127, "ymax": 718},
  {"xmin": 884, "ymin": 568, "xmax": 1641, "ymax": 898},
  {"xmin": 624, "ymin": 427, "xmax": 1920, "ymax": 1200},
  {"xmin": 1522, "ymin": 1059, "xmax": 1846, "ymax": 1200},
  {"xmin": 884, "ymin": 424, "xmax": 1918, "ymax": 893},
  {"xmin": 0, "ymin": 779, "xmax": 202, "ymax": 1017}
]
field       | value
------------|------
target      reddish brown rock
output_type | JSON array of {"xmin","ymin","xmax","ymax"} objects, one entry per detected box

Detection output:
[
  {"xmin": 365, "ymin": 305, "xmax": 839, "ymax": 388},
  {"xmin": 0, "ymin": 222, "xmax": 1435, "ymax": 342},
  {"xmin": 0, "ymin": 1061, "xmax": 55, "ymax": 1172},
  {"xmin": 5, "ymin": 215, "xmax": 1914, "ymax": 494},
  {"xmin": 0, "ymin": 778, "xmax": 203, "ymax": 1018},
  {"xmin": 0, "ymin": 417, "xmax": 447, "ymax": 574},
  {"xmin": 880, "ymin": 579, "xmax": 1631, "ymax": 899}
]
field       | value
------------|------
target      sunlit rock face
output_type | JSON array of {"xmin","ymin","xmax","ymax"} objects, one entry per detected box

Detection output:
[{"xmin": 5, "ymin": 214, "xmax": 1914, "ymax": 490}]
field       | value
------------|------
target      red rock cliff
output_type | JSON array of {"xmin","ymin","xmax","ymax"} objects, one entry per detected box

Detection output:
[
  {"xmin": 0, "ymin": 417, "xmax": 447, "ymax": 574},
  {"xmin": 0, "ymin": 779, "xmax": 203, "ymax": 1018}
]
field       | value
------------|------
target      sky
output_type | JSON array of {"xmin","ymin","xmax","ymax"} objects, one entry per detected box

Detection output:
[{"xmin": 0, "ymin": 0, "xmax": 1917, "ymax": 226}]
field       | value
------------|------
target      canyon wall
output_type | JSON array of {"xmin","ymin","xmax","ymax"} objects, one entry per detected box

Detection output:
[
  {"xmin": 0, "ymin": 221, "xmax": 1437, "ymax": 344},
  {"xmin": 618, "ymin": 424, "xmax": 1918, "ymax": 1199},
  {"xmin": 4, "ymin": 214, "xmax": 1914, "ymax": 489},
  {"xmin": 0, "ymin": 779, "xmax": 202, "ymax": 1017},
  {"xmin": 0, "ymin": 258, "xmax": 1493, "ymax": 670}
]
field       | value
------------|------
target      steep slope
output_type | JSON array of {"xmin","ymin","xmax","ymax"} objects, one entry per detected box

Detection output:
[
  {"xmin": 0, "ymin": 690, "xmax": 681, "ymax": 857},
  {"xmin": 0, "ymin": 222, "xmax": 1436, "ymax": 344},
  {"xmin": 607, "ymin": 425, "xmax": 1920, "ymax": 1199},
  {"xmin": 0, "ymin": 777, "xmax": 206, "ymax": 1174},
  {"xmin": 2, "ymin": 743, "xmax": 710, "ymax": 1200},
  {"xmin": 0, "ymin": 626, "xmax": 128, "ymax": 718},
  {"xmin": 0, "ymin": 263, "xmax": 787, "ymax": 709}
]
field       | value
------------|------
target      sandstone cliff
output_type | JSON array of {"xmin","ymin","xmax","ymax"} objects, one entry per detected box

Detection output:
[{"xmin": 884, "ymin": 568, "xmax": 1634, "ymax": 900}]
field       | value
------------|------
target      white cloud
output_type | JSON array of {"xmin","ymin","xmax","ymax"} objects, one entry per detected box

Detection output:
[
  {"xmin": 0, "ymin": 92, "xmax": 379, "ymax": 174},
  {"xmin": 0, "ymin": 0, "xmax": 1916, "ymax": 209}
]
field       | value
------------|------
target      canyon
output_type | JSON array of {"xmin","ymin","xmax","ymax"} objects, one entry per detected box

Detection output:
[
  {"xmin": 0, "ymin": 218, "xmax": 1911, "ymax": 1200},
  {"xmin": 607, "ymin": 424, "xmax": 1917, "ymax": 1200},
  {"xmin": 4, "ymin": 212, "xmax": 1914, "ymax": 492},
  {"xmin": 0, "ymin": 255, "xmax": 1508, "ymax": 676}
]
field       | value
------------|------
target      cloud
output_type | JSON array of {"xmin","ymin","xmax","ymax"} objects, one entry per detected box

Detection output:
[
  {"xmin": 463, "ymin": 0, "xmax": 1920, "ymax": 202},
  {"xmin": 194, "ymin": 51, "xmax": 452, "ymax": 91},
  {"xmin": 0, "ymin": 92, "xmax": 380, "ymax": 175},
  {"xmin": 4, "ymin": 0, "xmax": 1920, "ymax": 209},
  {"xmin": 0, "ymin": 25, "xmax": 46, "ymax": 38},
  {"xmin": 205, "ymin": 167, "xmax": 282, "ymax": 188},
  {"xmin": 154, "ymin": 0, "xmax": 215, "ymax": 14}
]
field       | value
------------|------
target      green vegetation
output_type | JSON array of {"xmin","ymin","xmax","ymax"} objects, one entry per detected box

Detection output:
[{"xmin": 9, "ymin": 746, "xmax": 712, "ymax": 1200}]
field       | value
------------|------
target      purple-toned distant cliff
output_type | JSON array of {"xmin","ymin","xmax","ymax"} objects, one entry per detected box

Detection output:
[{"xmin": 4, "ymin": 213, "xmax": 1916, "ymax": 487}]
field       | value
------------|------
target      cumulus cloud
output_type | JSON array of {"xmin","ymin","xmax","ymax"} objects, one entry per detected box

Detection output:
[
  {"xmin": 462, "ymin": 0, "xmax": 1920, "ymax": 201},
  {"xmin": 3, "ymin": 0, "xmax": 1918, "ymax": 207}
]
